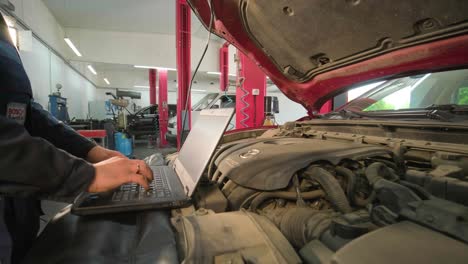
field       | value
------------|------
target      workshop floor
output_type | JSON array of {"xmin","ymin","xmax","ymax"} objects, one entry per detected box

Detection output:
[{"xmin": 39, "ymin": 142, "xmax": 177, "ymax": 234}]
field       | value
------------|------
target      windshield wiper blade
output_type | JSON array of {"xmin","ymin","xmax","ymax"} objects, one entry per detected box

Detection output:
[
  {"xmin": 326, "ymin": 109, "xmax": 458, "ymax": 122},
  {"xmin": 424, "ymin": 104, "xmax": 468, "ymax": 121},
  {"xmin": 325, "ymin": 105, "xmax": 468, "ymax": 122},
  {"xmin": 425, "ymin": 104, "xmax": 468, "ymax": 112},
  {"xmin": 322, "ymin": 109, "xmax": 365, "ymax": 119},
  {"xmin": 425, "ymin": 110, "xmax": 455, "ymax": 122}
]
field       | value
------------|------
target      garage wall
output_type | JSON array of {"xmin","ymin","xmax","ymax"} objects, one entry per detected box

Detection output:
[
  {"xmin": 7, "ymin": 0, "xmax": 98, "ymax": 119},
  {"xmin": 18, "ymin": 34, "xmax": 50, "ymax": 107},
  {"xmin": 19, "ymin": 37, "xmax": 97, "ymax": 119},
  {"xmin": 9, "ymin": 0, "xmax": 71, "ymax": 58}
]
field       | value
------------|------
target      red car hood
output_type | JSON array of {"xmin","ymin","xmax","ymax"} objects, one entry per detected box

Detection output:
[{"xmin": 188, "ymin": 0, "xmax": 468, "ymax": 113}]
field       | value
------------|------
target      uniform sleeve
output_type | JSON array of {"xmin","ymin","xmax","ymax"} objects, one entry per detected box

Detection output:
[
  {"xmin": 0, "ymin": 115, "xmax": 95, "ymax": 201},
  {"xmin": 29, "ymin": 102, "xmax": 97, "ymax": 159}
]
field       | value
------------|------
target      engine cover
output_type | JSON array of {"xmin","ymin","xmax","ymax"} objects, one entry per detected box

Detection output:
[{"xmin": 217, "ymin": 138, "xmax": 391, "ymax": 190}]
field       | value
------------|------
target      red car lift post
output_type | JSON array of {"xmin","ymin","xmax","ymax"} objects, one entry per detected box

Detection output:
[
  {"xmin": 149, "ymin": 68, "xmax": 158, "ymax": 147},
  {"xmin": 235, "ymin": 51, "xmax": 267, "ymax": 128},
  {"xmin": 219, "ymin": 42, "xmax": 230, "ymax": 92},
  {"xmin": 158, "ymin": 69, "xmax": 169, "ymax": 147},
  {"xmin": 149, "ymin": 69, "xmax": 157, "ymax": 105},
  {"xmin": 176, "ymin": 0, "xmax": 191, "ymax": 149}
]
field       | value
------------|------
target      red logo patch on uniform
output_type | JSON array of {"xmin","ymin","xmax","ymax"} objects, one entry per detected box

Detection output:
[{"xmin": 6, "ymin": 103, "xmax": 27, "ymax": 125}]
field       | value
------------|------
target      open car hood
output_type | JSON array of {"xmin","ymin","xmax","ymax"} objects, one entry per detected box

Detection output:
[{"xmin": 188, "ymin": 0, "xmax": 468, "ymax": 113}]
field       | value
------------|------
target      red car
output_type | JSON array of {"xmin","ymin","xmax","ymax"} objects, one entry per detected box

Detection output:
[{"xmin": 178, "ymin": 1, "xmax": 468, "ymax": 263}]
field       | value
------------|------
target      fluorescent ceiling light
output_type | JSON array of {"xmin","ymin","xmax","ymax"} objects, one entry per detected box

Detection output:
[
  {"xmin": 134, "ymin": 85, "xmax": 150, "ymax": 88},
  {"xmin": 157, "ymin": 67, "xmax": 176, "ymax": 71},
  {"xmin": 87, "ymin": 65, "xmax": 97, "ymax": 75},
  {"xmin": 207, "ymin": 71, "xmax": 221, "ymax": 75},
  {"xmin": 134, "ymin": 65, "xmax": 156, "ymax": 69},
  {"xmin": 64, "ymin": 38, "xmax": 82, "ymax": 57},
  {"xmin": 134, "ymin": 65, "xmax": 176, "ymax": 71},
  {"xmin": 192, "ymin": 89, "xmax": 206, "ymax": 92},
  {"xmin": 103, "ymin": 78, "xmax": 110, "ymax": 85}
]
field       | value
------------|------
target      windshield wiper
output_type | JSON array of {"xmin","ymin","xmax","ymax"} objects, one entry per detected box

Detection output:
[
  {"xmin": 425, "ymin": 110, "xmax": 455, "ymax": 122},
  {"xmin": 322, "ymin": 109, "xmax": 366, "ymax": 119},
  {"xmin": 423, "ymin": 104, "xmax": 468, "ymax": 121},
  {"xmin": 324, "ymin": 105, "xmax": 468, "ymax": 122},
  {"xmin": 425, "ymin": 104, "xmax": 468, "ymax": 112}
]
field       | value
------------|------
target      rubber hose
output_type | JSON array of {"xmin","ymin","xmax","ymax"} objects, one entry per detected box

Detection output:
[
  {"xmin": 264, "ymin": 207, "xmax": 335, "ymax": 248},
  {"xmin": 357, "ymin": 162, "xmax": 398, "ymax": 207},
  {"xmin": 239, "ymin": 192, "xmax": 261, "ymax": 209},
  {"xmin": 369, "ymin": 158, "xmax": 399, "ymax": 172},
  {"xmin": 303, "ymin": 167, "xmax": 352, "ymax": 213},
  {"xmin": 335, "ymin": 166, "xmax": 356, "ymax": 203},
  {"xmin": 365, "ymin": 162, "xmax": 398, "ymax": 186},
  {"xmin": 249, "ymin": 190, "xmax": 324, "ymax": 211},
  {"xmin": 353, "ymin": 191, "xmax": 376, "ymax": 207}
]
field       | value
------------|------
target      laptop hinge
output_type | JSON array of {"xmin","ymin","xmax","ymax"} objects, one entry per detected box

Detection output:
[{"xmin": 173, "ymin": 158, "xmax": 195, "ymax": 197}]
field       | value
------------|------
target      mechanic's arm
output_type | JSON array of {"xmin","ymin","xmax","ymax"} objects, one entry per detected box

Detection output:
[
  {"xmin": 29, "ymin": 102, "xmax": 123, "ymax": 163},
  {"xmin": 0, "ymin": 116, "xmax": 153, "ymax": 201}
]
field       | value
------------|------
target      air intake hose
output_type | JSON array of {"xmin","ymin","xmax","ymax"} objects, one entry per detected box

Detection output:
[
  {"xmin": 365, "ymin": 162, "xmax": 399, "ymax": 186},
  {"xmin": 249, "ymin": 190, "xmax": 324, "ymax": 211},
  {"xmin": 303, "ymin": 166, "xmax": 352, "ymax": 213},
  {"xmin": 264, "ymin": 207, "xmax": 336, "ymax": 248}
]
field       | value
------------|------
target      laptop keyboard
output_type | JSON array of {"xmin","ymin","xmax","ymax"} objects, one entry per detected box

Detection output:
[{"xmin": 112, "ymin": 169, "xmax": 172, "ymax": 202}]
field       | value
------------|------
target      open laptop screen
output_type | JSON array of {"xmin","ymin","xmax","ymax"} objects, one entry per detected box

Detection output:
[{"xmin": 175, "ymin": 108, "xmax": 234, "ymax": 194}]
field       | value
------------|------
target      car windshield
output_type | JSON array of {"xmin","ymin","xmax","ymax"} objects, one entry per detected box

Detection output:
[
  {"xmin": 339, "ymin": 68, "xmax": 468, "ymax": 115},
  {"xmin": 192, "ymin": 93, "xmax": 218, "ymax": 111}
]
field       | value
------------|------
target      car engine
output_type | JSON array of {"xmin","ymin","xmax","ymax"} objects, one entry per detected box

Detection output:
[{"xmin": 169, "ymin": 123, "xmax": 468, "ymax": 264}]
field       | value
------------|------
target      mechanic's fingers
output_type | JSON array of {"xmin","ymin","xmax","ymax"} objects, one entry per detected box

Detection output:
[
  {"xmin": 127, "ymin": 174, "xmax": 150, "ymax": 190},
  {"xmin": 129, "ymin": 159, "xmax": 152, "ymax": 181},
  {"xmin": 138, "ymin": 161, "xmax": 153, "ymax": 181},
  {"xmin": 129, "ymin": 160, "xmax": 140, "ymax": 174}
]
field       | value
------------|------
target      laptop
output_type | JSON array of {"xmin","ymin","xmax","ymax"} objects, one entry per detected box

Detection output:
[{"xmin": 71, "ymin": 108, "xmax": 235, "ymax": 215}]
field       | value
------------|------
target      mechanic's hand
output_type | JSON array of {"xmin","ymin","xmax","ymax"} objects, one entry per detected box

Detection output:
[
  {"xmin": 88, "ymin": 157, "xmax": 154, "ymax": 193},
  {"xmin": 86, "ymin": 145, "xmax": 126, "ymax": 163}
]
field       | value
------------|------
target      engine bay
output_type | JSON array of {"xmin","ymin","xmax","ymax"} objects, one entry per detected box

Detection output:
[{"xmin": 169, "ymin": 122, "xmax": 468, "ymax": 264}]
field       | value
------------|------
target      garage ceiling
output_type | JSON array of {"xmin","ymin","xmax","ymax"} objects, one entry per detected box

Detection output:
[
  {"xmin": 42, "ymin": 0, "xmax": 226, "ymax": 91},
  {"xmin": 69, "ymin": 61, "xmax": 235, "ymax": 91},
  {"xmin": 43, "ymin": 0, "xmax": 209, "ymax": 38}
]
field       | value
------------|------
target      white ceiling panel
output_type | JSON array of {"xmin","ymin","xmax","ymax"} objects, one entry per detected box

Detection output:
[{"xmin": 43, "ymin": 0, "xmax": 208, "ymax": 37}]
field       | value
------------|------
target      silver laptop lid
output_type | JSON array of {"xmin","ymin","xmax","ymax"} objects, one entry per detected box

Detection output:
[{"xmin": 174, "ymin": 108, "xmax": 234, "ymax": 197}]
